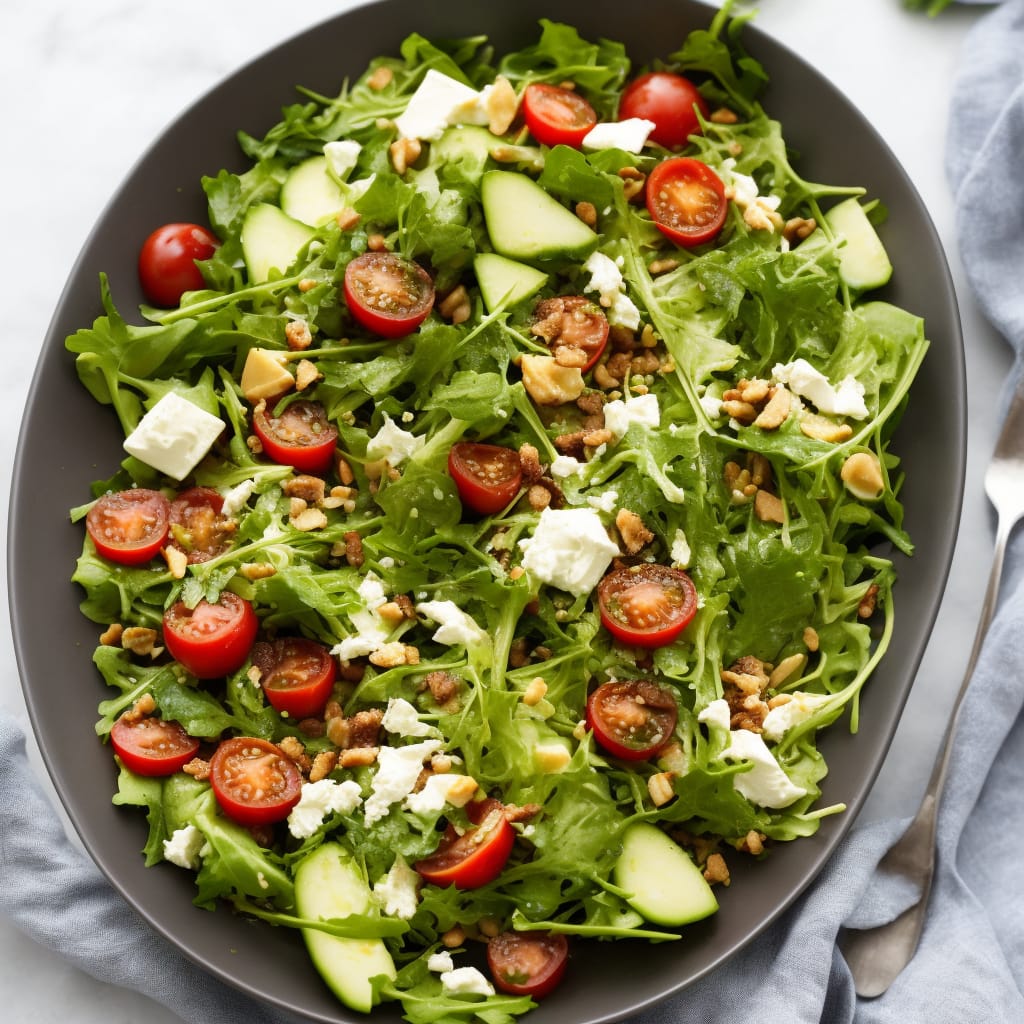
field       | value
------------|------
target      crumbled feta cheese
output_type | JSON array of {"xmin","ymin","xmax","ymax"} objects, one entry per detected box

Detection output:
[
  {"xmin": 364, "ymin": 740, "xmax": 443, "ymax": 826},
  {"xmin": 366, "ymin": 413, "xmax": 426, "ymax": 465},
  {"xmin": 219, "ymin": 478, "xmax": 256, "ymax": 517},
  {"xmin": 761, "ymin": 692, "xmax": 833, "ymax": 742},
  {"xmin": 373, "ymin": 855, "xmax": 420, "ymax": 920},
  {"xmin": 382, "ymin": 697, "xmax": 437, "ymax": 738},
  {"xmin": 582, "ymin": 117, "xmax": 656, "ymax": 153},
  {"xmin": 123, "ymin": 392, "xmax": 224, "ymax": 480},
  {"xmin": 358, "ymin": 572, "xmax": 388, "ymax": 610},
  {"xmin": 721, "ymin": 157, "xmax": 782, "ymax": 231},
  {"xmin": 609, "ymin": 291, "xmax": 641, "ymax": 330},
  {"xmin": 697, "ymin": 698, "xmax": 731, "ymax": 732},
  {"xmin": 772, "ymin": 359, "xmax": 868, "ymax": 420},
  {"xmin": 427, "ymin": 950, "xmax": 455, "ymax": 974},
  {"xmin": 723, "ymin": 729, "xmax": 806, "ymax": 808},
  {"xmin": 332, "ymin": 632, "xmax": 387, "ymax": 661},
  {"xmin": 550, "ymin": 454, "xmax": 584, "ymax": 479},
  {"xmin": 586, "ymin": 489, "xmax": 619, "ymax": 514},
  {"xmin": 416, "ymin": 600, "xmax": 489, "ymax": 648},
  {"xmin": 670, "ymin": 529, "xmax": 691, "ymax": 568},
  {"xmin": 441, "ymin": 966, "xmax": 495, "ymax": 998},
  {"xmin": 323, "ymin": 139, "xmax": 361, "ymax": 180},
  {"xmin": 405, "ymin": 772, "xmax": 474, "ymax": 815},
  {"xmin": 603, "ymin": 393, "xmax": 660, "ymax": 439},
  {"xmin": 162, "ymin": 824, "xmax": 205, "ymax": 870},
  {"xmin": 395, "ymin": 69, "xmax": 487, "ymax": 141},
  {"xmin": 519, "ymin": 507, "xmax": 619, "ymax": 596},
  {"xmin": 581, "ymin": 250, "xmax": 641, "ymax": 328},
  {"xmin": 288, "ymin": 778, "xmax": 363, "ymax": 839},
  {"xmin": 699, "ymin": 393, "xmax": 724, "ymax": 419}
]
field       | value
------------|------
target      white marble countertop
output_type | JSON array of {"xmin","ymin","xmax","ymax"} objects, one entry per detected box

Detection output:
[{"xmin": 0, "ymin": 0, "xmax": 1007, "ymax": 1019}]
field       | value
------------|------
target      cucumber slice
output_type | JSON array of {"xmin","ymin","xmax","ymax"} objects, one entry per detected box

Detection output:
[
  {"xmin": 474, "ymin": 252, "xmax": 548, "ymax": 312},
  {"xmin": 280, "ymin": 155, "xmax": 347, "ymax": 227},
  {"xmin": 800, "ymin": 197, "xmax": 892, "ymax": 292},
  {"xmin": 241, "ymin": 203, "xmax": 315, "ymax": 284},
  {"xmin": 613, "ymin": 822, "xmax": 718, "ymax": 926},
  {"xmin": 432, "ymin": 125, "xmax": 496, "ymax": 184},
  {"xmin": 481, "ymin": 170, "xmax": 598, "ymax": 262},
  {"xmin": 294, "ymin": 842, "xmax": 396, "ymax": 1013}
]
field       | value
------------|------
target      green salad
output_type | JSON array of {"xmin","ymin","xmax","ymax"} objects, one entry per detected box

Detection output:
[{"xmin": 67, "ymin": 4, "xmax": 927, "ymax": 1020}]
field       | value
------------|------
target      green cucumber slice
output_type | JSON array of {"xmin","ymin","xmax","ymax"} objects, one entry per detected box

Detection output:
[
  {"xmin": 800, "ymin": 197, "xmax": 893, "ymax": 292},
  {"xmin": 240, "ymin": 203, "xmax": 315, "ymax": 284},
  {"xmin": 474, "ymin": 252, "xmax": 548, "ymax": 312},
  {"xmin": 280, "ymin": 155, "xmax": 347, "ymax": 227}
]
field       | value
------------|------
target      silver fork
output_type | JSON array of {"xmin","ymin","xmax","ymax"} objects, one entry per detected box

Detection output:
[{"xmin": 840, "ymin": 367, "xmax": 1024, "ymax": 997}]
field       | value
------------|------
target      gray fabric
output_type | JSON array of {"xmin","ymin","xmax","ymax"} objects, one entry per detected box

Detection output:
[{"xmin": 3, "ymin": 2, "xmax": 1023, "ymax": 1021}]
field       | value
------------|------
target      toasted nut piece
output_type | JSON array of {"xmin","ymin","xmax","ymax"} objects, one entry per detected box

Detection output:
[
  {"xmin": 523, "ymin": 677, "xmax": 548, "ymax": 706},
  {"xmin": 648, "ymin": 257, "xmax": 679, "ymax": 275},
  {"xmin": 753, "ymin": 386, "xmax": 791, "ymax": 431},
  {"xmin": 389, "ymin": 137, "xmax": 421, "ymax": 175},
  {"xmin": 239, "ymin": 561, "xmax": 277, "ymax": 581},
  {"xmin": 367, "ymin": 232, "xmax": 388, "ymax": 252},
  {"xmin": 162, "ymin": 545, "xmax": 188, "ymax": 579},
  {"xmin": 295, "ymin": 358, "xmax": 321, "ymax": 392},
  {"xmin": 519, "ymin": 354, "xmax": 585, "ymax": 406},
  {"xmin": 615, "ymin": 508, "xmax": 654, "ymax": 554},
  {"xmin": 442, "ymin": 926, "xmax": 465, "ymax": 948},
  {"xmin": 784, "ymin": 216, "xmax": 817, "ymax": 244},
  {"xmin": 340, "ymin": 746, "xmax": 379, "ymax": 768},
  {"xmin": 722, "ymin": 399, "xmax": 758, "ymax": 424},
  {"xmin": 438, "ymin": 285, "xmax": 471, "ymax": 325},
  {"xmin": 768, "ymin": 653, "xmax": 806, "ymax": 688},
  {"xmin": 710, "ymin": 107, "xmax": 739, "ymax": 124},
  {"xmin": 369, "ymin": 643, "xmax": 420, "ymax": 668},
  {"xmin": 575, "ymin": 201, "xmax": 597, "ymax": 228},
  {"xmin": 183, "ymin": 757, "xmax": 211, "ymax": 780},
  {"xmin": 123, "ymin": 693, "xmax": 157, "ymax": 722},
  {"xmin": 754, "ymin": 489, "xmax": 785, "ymax": 524},
  {"xmin": 122, "ymin": 626, "xmax": 160, "ymax": 657},
  {"xmin": 309, "ymin": 750, "xmax": 338, "ymax": 783},
  {"xmin": 858, "ymin": 583, "xmax": 880, "ymax": 619},
  {"xmin": 800, "ymin": 414, "xmax": 853, "ymax": 443},
  {"xmin": 289, "ymin": 506, "xmax": 329, "ymax": 532},
  {"xmin": 703, "ymin": 852, "xmax": 731, "ymax": 886},
  {"xmin": 484, "ymin": 75, "xmax": 519, "ymax": 135},
  {"xmin": 737, "ymin": 378, "xmax": 771, "ymax": 405},
  {"xmin": 336, "ymin": 207, "xmax": 361, "ymax": 231},
  {"xmin": 841, "ymin": 451, "xmax": 885, "ymax": 501},
  {"xmin": 367, "ymin": 65, "xmax": 393, "ymax": 90},
  {"xmin": 648, "ymin": 771, "xmax": 677, "ymax": 807},
  {"xmin": 100, "ymin": 623, "xmax": 124, "ymax": 646},
  {"xmin": 803, "ymin": 626, "xmax": 820, "ymax": 652},
  {"xmin": 285, "ymin": 319, "xmax": 312, "ymax": 351},
  {"xmin": 282, "ymin": 474, "xmax": 327, "ymax": 505},
  {"xmin": 298, "ymin": 278, "xmax": 318, "ymax": 293}
]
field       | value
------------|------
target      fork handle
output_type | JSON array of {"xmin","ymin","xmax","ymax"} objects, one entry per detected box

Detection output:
[{"xmin": 842, "ymin": 509, "xmax": 1015, "ymax": 997}]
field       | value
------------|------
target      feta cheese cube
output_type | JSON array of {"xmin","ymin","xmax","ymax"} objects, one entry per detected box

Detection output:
[
  {"xmin": 373, "ymin": 855, "xmax": 421, "ymax": 920},
  {"xmin": 603, "ymin": 393, "xmax": 660, "ymax": 439},
  {"xmin": 323, "ymin": 139, "xmax": 362, "ymax": 180},
  {"xmin": 395, "ymin": 69, "xmax": 487, "ymax": 141},
  {"xmin": 441, "ymin": 966, "xmax": 495, "ymax": 998},
  {"xmin": 415, "ymin": 600, "xmax": 489, "ymax": 648},
  {"xmin": 364, "ymin": 739, "xmax": 443, "ymax": 825},
  {"xmin": 287, "ymin": 778, "xmax": 363, "ymax": 839},
  {"xmin": 162, "ymin": 824, "xmax": 205, "ymax": 870},
  {"xmin": 518, "ymin": 507, "xmax": 619, "ymax": 596},
  {"xmin": 772, "ymin": 358, "xmax": 868, "ymax": 419},
  {"xmin": 123, "ymin": 392, "xmax": 224, "ymax": 480},
  {"xmin": 427, "ymin": 950, "xmax": 455, "ymax": 974},
  {"xmin": 366, "ymin": 413, "xmax": 425, "ymax": 465},
  {"xmin": 582, "ymin": 117, "xmax": 656, "ymax": 153},
  {"xmin": 722, "ymin": 729, "xmax": 806, "ymax": 808}
]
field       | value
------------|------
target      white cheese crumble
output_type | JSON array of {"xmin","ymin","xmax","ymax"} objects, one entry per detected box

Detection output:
[
  {"xmin": 395, "ymin": 69, "xmax": 488, "ymax": 141},
  {"xmin": 427, "ymin": 950, "xmax": 455, "ymax": 974},
  {"xmin": 586, "ymin": 489, "xmax": 619, "ymax": 514},
  {"xmin": 550, "ymin": 454, "xmax": 584, "ymax": 479},
  {"xmin": 405, "ymin": 772, "xmax": 474, "ymax": 815},
  {"xmin": 373, "ymin": 855, "xmax": 421, "ymax": 920},
  {"xmin": 123, "ymin": 392, "xmax": 224, "ymax": 480},
  {"xmin": 287, "ymin": 778, "xmax": 363, "ymax": 839},
  {"xmin": 518, "ymin": 507, "xmax": 619, "ymax": 596},
  {"xmin": 357, "ymin": 572, "xmax": 388, "ymax": 610},
  {"xmin": 323, "ymin": 139, "xmax": 361, "ymax": 180},
  {"xmin": 699, "ymin": 393, "xmax": 724, "ymax": 419},
  {"xmin": 416, "ymin": 600, "xmax": 490, "ymax": 648},
  {"xmin": 218, "ymin": 478, "xmax": 256, "ymax": 517},
  {"xmin": 441, "ymin": 966, "xmax": 495, "ymax": 998},
  {"xmin": 697, "ymin": 698, "xmax": 732, "ymax": 732},
  {"xmin": 761, "ymin": 692, "xmax": 833, "ymax": 742},
  {"xmin": 162, "ymin": 824, "xmax": 205, "ymax": 870},
  {"xmin": 723, "ymin": 729, "xmax": 806, "ymax": 808},
  {"xmin": 582, "ymin": 250, "xmax": 641, "ymax": 329},
  {"xmin": 366, "ymin": 413, "xmax": 426, "ymax": 465},
  {"xmin": 382, "ymin": 696, "xmax": 437, "ymax": 738},
  {"xmin": 582, "ymin": 117, "xmax": 656, "ymax": 153},
  {"xmin": 603, "ymin": 393, "xmax": 660, "ymax": 439},
  {"xmin": 364, "ymin": 740, "xmax": 443, "ymax": 826},
  {"xmin": 670, "ymin": 529, "xmax": 692, "ymax": 568},
  {"xmin": 772, "ymin": 358, "xmax": 868, "ymax": 420}
]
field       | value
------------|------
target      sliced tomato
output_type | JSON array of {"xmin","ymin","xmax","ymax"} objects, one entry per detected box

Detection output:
[
  {"xmin": 415, "ymin": 798, "xmax": 515, "ymax": 889},
  {"xmin": 487, "ymin": 931, "xmax": 569, "ymax": 1000},
  {"xmin": 531, "ymin": 296, "xmax": 609, "ymax": 372},
  {"xmin": 521, "ymin": 83, "xmax": 597, "ymax": 148},
  {"xmin": 162, "ymin": 591, "xmax": 258, "ymax": 679},
  {"xmin": 110, "ymin": 714, "xmax": 199, "ymax": 777},
  {"xmin": 253, "ymin": 399, "xmax": 338, "ymax": 476},
  {"xmin": 618, "ymin": 72, "xmax": 709, "ymax": 150},
  {"xmin": 343, "ymin": 251, "xmax": 435, "ymax": 339},
  {"xmin": 209, "ymin": 736, "xmax": 302, "ymax": 827},
  {"xmin": 585, "ymin": 680, "xmax": 678, "ymax": 761},
  {"xmin": 448, "ymin": 442, "xmax": 523, "ymax": 516},
  {"xmin": 85, "ymin": 488, "xmax": 170, "ymax": 566},
  {"xmin": 252, "ymin": 637, "xmax": 337, "ymax": 719},
  {"xmin": 598, "ymin": 564, "xmax": 698, "ymax": 648},
  {"xmin": 168, "ymin": 487, "xmax": 233, "ymax": 564},
  {"xmin": 138, "ymin": 222, "xmax": 219, "ymax": 308},
  {"xmin": 646, "ymin": 157, "xmax": 728, "ymax": 248}
]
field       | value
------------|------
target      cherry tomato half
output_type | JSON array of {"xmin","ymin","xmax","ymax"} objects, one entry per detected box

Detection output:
[
  {"xmin": 162, "ymin": 592, "xmax": 258, "ymax": 679},
  {"xmin": 168, "ymin": 487, "xmax": 233, "ymax": 564},
  {"xmin": 110, "ymin": 714, "xmax": 199, "ymax": 777},
  {"xmin": 521, "ymin": 83, "xmax": 598, "ymax": 148},
  {"xmin": 448, "ymin": 442, "xmax": 523, "ymax": 516},
  {"xmin": 646, "ymin": 157, "xmax": 728, "ymax": 248},
  {"xmin": 531, "ymin": 296, "xmax": 609, "ymax": 372},
  {"xmin": 586, "ymin": 680, "xmax": 679, "ymax": 761},
  {"xmin": 138, "ymin": 222, "xmax": 219, "ymax": 308},
  {"xmin": 252, "ymin": 399, "xmax": 339, "ymax": 476},
  {"xmin": 415, "ymin": 798, "xmax": 515, "ymax": 889},
  {"xmin": 85, "ymin": 488, "xmax": 171, "ymax": 566},
  {"xmin": 487, "ymin": 931, "xmax": 569, "ymax": 1000},
  {"xmin": 598, "ymin": 564, "xmax": 698, "ymax": 648},
  {"xmin": 209, "ymin": 736, "xmax": 302, "ymax": 827},
  {"xmin": 618, "ymin": 72, "xmax": 709, "ymax": 150},
  {"xmin": 343, "ymin": 251, "xmax": 435, "ymax": 339},
  {"xmin": 252, "ymin": 637, "xmax": 337, "ymax": 719}
]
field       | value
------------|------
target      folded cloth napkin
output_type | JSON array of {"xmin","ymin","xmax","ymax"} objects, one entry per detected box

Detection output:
[{"xmin": 3, "ymin": 4, "xmax": 1024, "ymax": 1023}]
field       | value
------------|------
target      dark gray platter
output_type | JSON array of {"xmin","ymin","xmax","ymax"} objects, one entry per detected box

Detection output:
[{"xmin": 8, "ymin": 0, "xmax": 964, "ymax": 1021}]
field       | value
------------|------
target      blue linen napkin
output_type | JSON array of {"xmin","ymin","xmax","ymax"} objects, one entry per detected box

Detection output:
[{"xmin": 4, "ymin": 3, "xmax": 1024, "ymax": 1022}]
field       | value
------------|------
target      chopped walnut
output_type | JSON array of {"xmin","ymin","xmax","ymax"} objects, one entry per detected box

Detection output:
[
  {"xmin": 702, "ymin": 852, "xmax": 731, "ymax": 886},
  {"xmin": 800, "ymin": 413, "xmax": 853, "ymax": 444},
  {"xmin": 527, "ymin": 484, "xmax": 552, "ymax": 511},
  {"xmin": 367, "ymin": 232, "xmax": 388, "ymax": 252},
  {"xmin": 100, "ymin": 623, "xmax": 124, "ymax": 646},
  {"xmin": 309, "ymin": 750, "xmax": 338, "ymax": 783},
  {"xmin": 295, "ymin": 358, "xmax": 321, "ymax": 391},
  {"xmin": 518, "ymin": 442, "xmax": 544, "ymax": 485},
  {"xmin": 122, "ymin": 693, "xmax": 157, "ymax": 723},
  {"xmin": 615, "ymin": 508, "xmax": 654, "ymax": 554},
  {"xmin": 282, "ymin": 474, "xmax": 327, "ymax": 505},
  {"xmin": 575, "ymin": 201, "xmax": 597, "ymax": 228},
  {"xmin": 289, "ymin": 505, "xmax": 328, "ymax": 532},
  {"xmin": 162, "ymin": 545, "xmax": 188, "ymax": 580},
  {"xmin": 754, "ymin": 489, "xmax": 785, "ymax": 524},
  {"xmin": 121, "ymin": 627, "xmax": 160, "ymax": 657},
  {"xmin": 389, "ymin": 137, "xmax": 421, "ymax": 175},
  {"xmin": 783, "ymin": 216, "xmax": 817, "ymax": 245},
  {"xmin": 335, "ymin": 207, "xmax": 361, "ymax": 231},
  {"xmin": 737, "ymin": 830, "xmax": 766, "ymax": 855},
  {"xmin": 182, "ymin": 757, "xmax": 211, "ymax": 781},
  {"xmin": 648, "ymin": 771, "xmax": 677, "ymax": 807},
  {"xmin": 238, "ymin": 561, "xmax": 277, "ymax": 581},
  {"xmin": 484, "ymin": 75, "xmax": 518, "ymax": 135},
  {"xmin": 423, "ymin": 670, "xmax": 460, "ymax": 706},
  {"xmin": 340, "ymin": 746, "xmax": 379, "ymax": 768},
  {"xmin": 519, "ymin": 354, "xmax": 585, "ymax": 406},
  {"xmin": 285, "ymin": 319, "xmax": 312, "ymax": 351},
  {"xmin": 343, "ymin": 531, "xmax": 364, "ymax": 567},
  {"xmin": 348, "ymin": 709, "xmax": 384, "ymax": 748},
  {"xmin": 367, "ymin": 65, "xmax": 393, "ymax": 90},
  {"xmin": 858, "ymin": 583, "xmax": 880, "ymax": 619},
  {"xmin": 369, "ymin": 642, "xmax": 419, "ymax": 668},
  {"xmin": 722, "ymin": 655, "xmax": 770, "ymax": 731}
]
